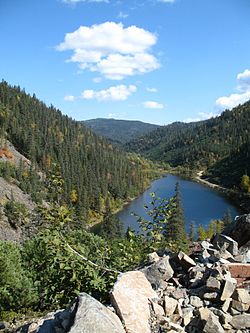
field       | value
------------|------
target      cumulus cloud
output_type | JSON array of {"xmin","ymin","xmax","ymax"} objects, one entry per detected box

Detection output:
[
  {"xmin": 64, "ymin": 95, "xmax": 75, "ymax": 101},
  {"xmin": 56, "ymin": 22, "xmax": 159, "ymax": 80},
  {"xmin": 216, "ymin": 69, "xmax": 250, "ymax": 110},
  {"xmin": 143, "ymin": 101, "xmax": 164, "ymax": 109},
  {"xmin": 81, "ymin": 84, "xmax": 137, "ymax": 101},
  {"xmin": 146, "ymin": 87, "xmax": 158, "ymax": 93},
  {"xmin": 184, "ymin": 112, "xmax": 217, "ymax": 123}
]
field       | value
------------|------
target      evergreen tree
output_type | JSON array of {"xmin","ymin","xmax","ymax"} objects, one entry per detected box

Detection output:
[
  {"xmin": 222, "ymin": 209, "xmax": 232, "ymax": 229},
  {"xmin": 189, "ymin": 222, "xmax": 196, "ymax": 242},
  {"xmin": 167, "ymin": 182, "xmax": 188, "ymax": 251}
]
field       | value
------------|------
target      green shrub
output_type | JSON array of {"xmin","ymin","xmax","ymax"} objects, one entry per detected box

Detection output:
[{"xmin": 0, "ymin": 241, "xmax": 38, "ymax": 316}]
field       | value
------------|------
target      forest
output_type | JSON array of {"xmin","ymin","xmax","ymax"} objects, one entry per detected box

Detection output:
[{"xmin": 0, "ymin": 80, "xmax": 157, "ymax": 223}]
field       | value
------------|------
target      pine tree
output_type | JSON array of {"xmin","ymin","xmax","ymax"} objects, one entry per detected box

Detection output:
[{"xmin": 167, "ymin": 182, "xmax": 188, "ymax": 251}]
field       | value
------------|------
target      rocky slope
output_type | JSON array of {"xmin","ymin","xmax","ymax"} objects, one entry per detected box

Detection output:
[{"xmin": 10, "ymin": 214, "xmax": 250, "ymax": 333}]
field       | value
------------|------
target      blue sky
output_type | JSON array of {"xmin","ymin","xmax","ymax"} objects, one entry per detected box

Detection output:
[{"xmin": 1, "ymin": 0, "xmax": 250, "ymax": 125}]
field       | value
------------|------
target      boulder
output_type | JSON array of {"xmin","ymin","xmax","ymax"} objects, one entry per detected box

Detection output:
[
  {"xmin": 231, "ymin": 288, "xmax": 250, "ymax": 312},
  {"xmin": 164, "ymin": 296, "xmax": 178, "ymax": 316},
  {"xmin": 206, "ymin": 276, "xmax": 221, "ymax": 291},
  {"xmin": 189, "ymin": 296, "xmax": 203, "ymax": 308},
  {"xmin": 223, "ymin": 214, "xmax": 250, "ymax": 247},
  {"xmin": 111, "ymin": 271, "xmax": 157, "ymax": 333},
  {"xmin": 212, "ymin": 233, "xmax": 238, "ymax": 256},
  {"xmin": 172, "ymin": 251, "xmax": 196, "ymax": 271},
  {"xmin": 203, "ymin": 312, "xmax": 224, "ymax": 333},
  {"xmin": 141, "ymin": 256, "xmax": 174, "ymax": 289},
  {"xmin": 220, "ymin": 277, "xmax": 237, "ymax": 301},
  {"xmin": 230, "ymin": 314, "xmax": 250, "ymax": 330},
  {"xmin": 68, "ymin": 293, "xmax": 125, "ymax": 333}
]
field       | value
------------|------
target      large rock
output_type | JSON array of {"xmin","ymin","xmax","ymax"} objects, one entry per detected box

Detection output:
[
  {"xmin": 220, "ymin": 277, "xmax": 237, "ymax": 301},
  {"xmin": 230, "ymin": 314, "xmax": 250, "ymax": 330},
  {"xmin": 171, "ymin": 251, "xmax": 196, "ymax": 271},
  {"xmin": 70, "ymin": 293, "xmax": 125, "ymax": 333},
  {"xmin": 111, "ymin": 271, "xmax": 158, "ymax": 333},
  {"xmin": 203, "ymin": 312, "xmax": 224, "ymax": 333},
  {"xmin": 212, "ymin": 233, "xmax": 238, "ymax": 256},
  {"xmin": 223, "ymin": 214, "xmax": 250, "ymax": 247},
  {"xmin": 141, "ymin": 256, "xmax": 174, "ymax": 289}
]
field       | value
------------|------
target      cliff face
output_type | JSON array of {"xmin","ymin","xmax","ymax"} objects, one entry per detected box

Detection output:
[
  {"xmin": 13, "ymin": 215, "xmax": 250, "ymax": 333},
  {"xmin": 0, "ymin": 141, "xmax": 36, "ymax": 242}
]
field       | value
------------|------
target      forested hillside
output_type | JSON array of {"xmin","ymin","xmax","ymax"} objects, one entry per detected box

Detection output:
[
  {"xmin": 0, "ymin": 81, "xmax": 152, "ymax": 222},
  {"xmin": 126, "ymin": 102, "xmax": 250, "ymax": 188},
  {"xmin": 84, "ymin": 118, "xmax": 159, "ymax": 145}
]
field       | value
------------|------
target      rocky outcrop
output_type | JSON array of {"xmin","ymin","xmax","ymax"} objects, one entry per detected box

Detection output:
[
  {"xmin": 223, "ymin": 214, "xmax": 250, "ymax": 247},
  {"xmin": 110, "ymin": 271, "xmax": 158, "ymax": 333},
  {"xmin": 14, "ymin": 215, "xmax": 250, "ymax": 333},
  {"xmin": 16, "ymin": 293, "xmax": 125, "ymax": 333}
]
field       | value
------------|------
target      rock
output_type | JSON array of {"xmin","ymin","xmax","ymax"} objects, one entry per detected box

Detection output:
[
  {"xmin": 222, "ymin": 298, "xmax": 232, "ymax": 313},
  {"xmin": 69, "ymin": 293, "xmax": 125, "ymax": 333},
  {"xmin": 203, "ymin": 291, "xmax": 219, "ymax": 300},
  {"xmin": 164, "ymin": 296, "xmax": 178, "ymax": 316},
  {"xmin": 151, "ymin": 301, "xmax": 165, "ymax": 317},
  {"xmin": 232, "ymin": 288, "xmax": 250, "ymax": 304},
  {"xmin": 212, "ymin": 233, "xmax": 238, "ymax": 256},
  {"xmin": 206, "ymin": 276, "xmax": 221, "ymax": 291},
  {"xmin": 232, "ymin": 300, "xmax": 249, "ymax": 312},
  {"xmin": 223, "ymin": 214, "xmax": 250, "ymax": 247},
  {"xmin": 203, "ymin": 312, "xmax": 224, "ymax": 333},
  {"xmin": 220, "ymin": 277, "xmax": 237, "ymax": 301},
  {"xmin": 230, "ymin": 314, "xmax": 250, "ymax": 330},
  {"xmin": 111, "ymin": 271, "xmax": 157, "ymax": 333},
  {"xmin": 147, "ymin": 252, "xmax": 160, "ymax": 264},
  {"xmin": 172, "ymin": 251, "xmax": 196, "ymax": 271},
  {"xmin": 141, "ymin": 256, "xmax": 174, "ymax": 289},
  {"xmin": 0, "ymin": 323, "xmax": 6, "ymax": 330},
  {"xmin": 189, "ymin": 296, "xmax": 203, "ymax": 308},
  {"xmin": 198, "ymin": 307, "xmax": 212, "ymax": 322},
  {"xmin": 182, "ymin": 307, "xmax": 193, "ymax": 326},
  {"xmin": 170, "ymin": 288, "xmax": 187, "ymax": 300}
]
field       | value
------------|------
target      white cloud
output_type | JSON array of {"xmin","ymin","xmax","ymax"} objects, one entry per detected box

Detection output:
[
  {"xmin": 216, "ymin": 68, "xmax": 250, "ymax": 110},
  {"xmin": 216, "ymin": 91, "xmax": 250, "ymax": 110},
  {"xmin": 184, "ymin": 112, "xmax": 217, "ymax": 123},
  {"xmin": 93, "ymin": 77, "xmax": 102, "ymax": 83},
  {"xmin": 64, "ymin": 95, "xmax": 75, "ymax": 101},
  {"xmin": 81, "ymin": 84, "xmax": 137, "ymax": 101},
  {"xmin": 56, "ymin": 22, "xmax": 159, "ymax": 80},
  {"xmin": 146, "ymin": 87, "xmax": 158, "ymax": 93},
  {"xmin": 143, "ymin": 101, "xmax": 164, "ymax": 109}
]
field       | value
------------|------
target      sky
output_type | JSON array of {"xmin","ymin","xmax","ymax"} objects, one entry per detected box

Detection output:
[{"xmin": 0, "ymin": 0, "xmax": 250, "ymax": 125}]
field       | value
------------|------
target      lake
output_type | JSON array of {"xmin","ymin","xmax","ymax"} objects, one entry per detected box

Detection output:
[{"xmin": 116, "ymin": 174, "xmax": 240, "ymax": 233}]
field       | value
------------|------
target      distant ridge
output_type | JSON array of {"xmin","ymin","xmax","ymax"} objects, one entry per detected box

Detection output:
[{"xmin": 84, "ymin": 118, "xmax": 160, "ymax": 145}]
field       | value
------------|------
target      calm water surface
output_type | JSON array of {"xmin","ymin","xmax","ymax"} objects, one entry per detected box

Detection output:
[{"xmin": 116, "ymin": 174, "xmax": 240, "ymax": 233}]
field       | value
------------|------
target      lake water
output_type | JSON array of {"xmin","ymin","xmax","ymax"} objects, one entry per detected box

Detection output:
[{"xmin": 116, "ymin": 174, "xmax": 240, "ymax": 233}]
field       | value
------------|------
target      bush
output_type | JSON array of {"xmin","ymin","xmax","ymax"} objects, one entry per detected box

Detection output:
[{"xmin": 0, "ymin": 241, "xmax": 38, "ymax": 315}]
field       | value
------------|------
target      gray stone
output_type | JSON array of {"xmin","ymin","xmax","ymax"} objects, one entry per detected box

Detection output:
[
  {"xmin": 220, "ymin": 278, "xmax": 237, "ymax": 301},
  {"xmin": 174, "ymin": 251, "xmax": 196, "ymax": 271},
  {"xmin": 111, "ymin": 271, "xmax": 157, "ymax": 333},
  {"xmin": 141, "ymin": 256, "xmax": 174, "ymax": 289},
  {"xmin": 202, "ymin": 292, "xmax": 219, "ymax": 300},
  {"xmin": 70, "ymin": 293, "xmax": 125, "ymax": 333},
  {"xmin": 212, "ymin": 233, "xmax": 238, "ymax": 256},
  {"xmin": 151, "ymin": 301, "xmax": 165, "ymax": 317},
  {"xmin": 231, "ymin": 314, "xmax": 250, "ymax": 330},
  {"xmin": 203, "ymin": 312, "xmax": 224, "ymax": 333},
  {"xmin": 206, "ymin": 276, "xmax": 221, "ymax": 291},
  {"xmin": 147, "ymin": 252, "xmax": 160, "ymax": 264},
  {"xmin": 164, "ymin": 296, "xmax": 178, "ymax": 316},
  {"xmin": 189, "ymin": 296, "xmax": 203, "ymax": 308},
  {"xmin": 232, "ymin": 300, "xmax": 249, "ymax": 312},
  {"xmin": 170, "ymin": 288, "xmax": 187, "ymax": 300},
  {"xmin": 232, "ymin": 288, "xmax": 250, "ymax": 304},
  {"xmin": 223, "ymin": 214, "xmax": 250, "ymax": 247},
  {"xmin": 222, "ymin": 298, "xmax": 232, "ymax": 313}
]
